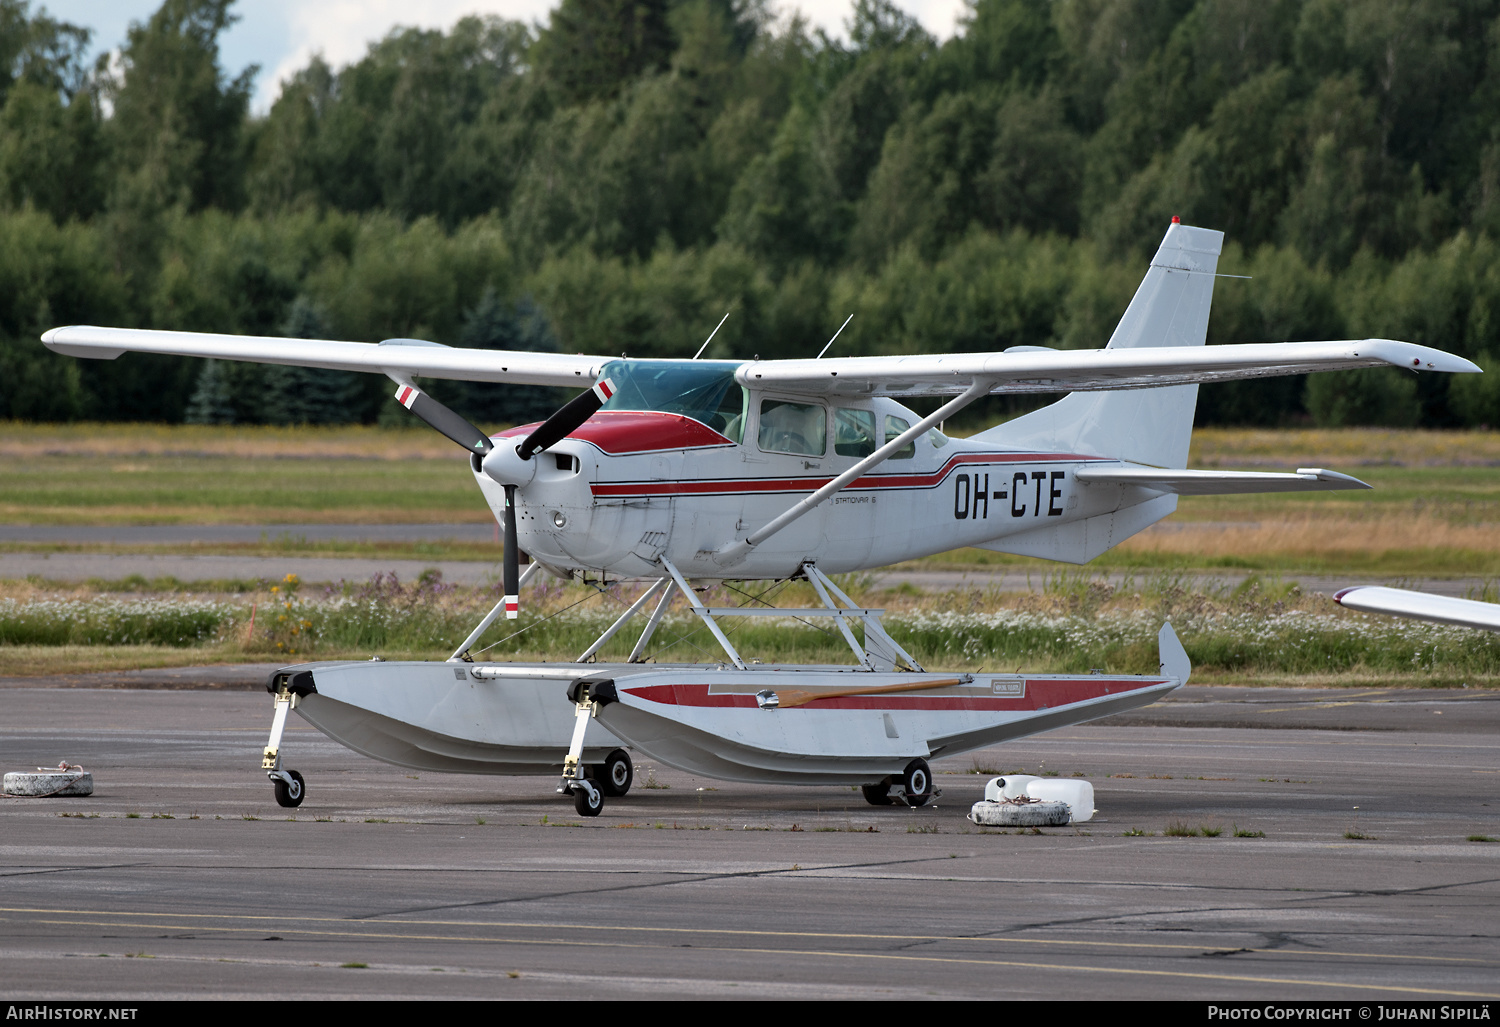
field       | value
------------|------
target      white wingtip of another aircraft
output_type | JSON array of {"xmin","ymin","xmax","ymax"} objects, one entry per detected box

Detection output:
[{"xmin": 1334, "ymin": 586, "xmax": 1500, "ymax": 632}]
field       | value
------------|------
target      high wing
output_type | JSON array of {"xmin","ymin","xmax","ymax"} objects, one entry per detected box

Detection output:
[
  {"xmin": 41, "ymin": 327, "xmax": 1477, "ymax": 397},
  {"xmin": 738, "ymin": 339, "xmax": 1478, "ymax": 398},
  {"xmin": 1334, "ymin": 586, "xmax": 1500, "ymax": 633},
  {"xmin": 40, "ymin": 326, "xmax": 607, "ymax": 388}
]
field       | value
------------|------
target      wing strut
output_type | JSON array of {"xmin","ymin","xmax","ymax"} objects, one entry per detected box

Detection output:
[{"xmin": 713, "ymin": 379, "xmax": 993, "ymax": 567}]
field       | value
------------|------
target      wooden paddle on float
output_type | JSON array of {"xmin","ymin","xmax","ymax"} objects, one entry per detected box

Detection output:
[{"xmin": 771, "ymin": 677, "xmax": 968, "ymax": 709}]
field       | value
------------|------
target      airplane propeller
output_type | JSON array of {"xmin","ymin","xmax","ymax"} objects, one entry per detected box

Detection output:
[
  {"xmin": 516, "ymin": 378, "xmax": 614, "ymax": 461},
  {"xmin": 392, "ymin": 384, "xmax": 493, "ymax": 457},
  {"xmin": 393, "ymin": 377, "xmax": 614, "ymax": 619}
]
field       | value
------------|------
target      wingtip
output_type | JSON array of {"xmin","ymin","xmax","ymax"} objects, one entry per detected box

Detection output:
[
  {"xmin": 1364, "ymin": 339, "xmax": 1481, "ymax": 374},
  {"xmin": 1297, "ymin": 468, "xmax": 1372, "ymax": 490}
]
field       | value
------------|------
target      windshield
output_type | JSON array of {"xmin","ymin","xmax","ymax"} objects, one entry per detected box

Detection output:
[{"xmin": 599, "ymin": 360, "xmax": 747, "ymax": 441}]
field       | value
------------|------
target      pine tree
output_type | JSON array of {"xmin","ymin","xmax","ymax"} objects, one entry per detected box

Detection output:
[
  {"xmin": 533, "ymin": 0, "xmax": 676, "ymax": 105},
  {"xmin": 184, "ymin": 358, "xmax": 236, "ymax": 424},
  {"xmin": 436, "ymin": 287, "xmax": 565, "ymax": 427},
  {"xmin": 262, "ymin": 296, "xmax": 361, "ymax": 425}
]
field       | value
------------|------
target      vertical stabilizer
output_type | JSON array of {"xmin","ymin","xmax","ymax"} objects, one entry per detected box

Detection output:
[{"xmin": 979, "ymin": 222, "xmax": 1223, "ymax": 469}]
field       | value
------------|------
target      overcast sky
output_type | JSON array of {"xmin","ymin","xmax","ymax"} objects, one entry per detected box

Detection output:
[{"xmin": 41, "ymin": 0, "xmax": 969, "ymax": 113}]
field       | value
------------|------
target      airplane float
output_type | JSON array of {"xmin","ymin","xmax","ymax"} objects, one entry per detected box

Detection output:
[{"xmin": 42, "ymin": 221, "xmax": 1481, "ymax": 816}]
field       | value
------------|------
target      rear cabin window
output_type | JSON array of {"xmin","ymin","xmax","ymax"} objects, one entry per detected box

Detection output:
[
  {"xmin": 758, "ymin": 400, "xmax": 826, "ymax": 456},
  {"xmin": 884, "ymin": 415, "xmax": 915, "ymax": 459}
]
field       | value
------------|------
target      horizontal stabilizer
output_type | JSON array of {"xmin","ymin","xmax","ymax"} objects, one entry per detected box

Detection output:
[
  {"xmin": 1074, "ymin": 466, "xmax": 1370, "ymax": 495},
  {"xmin": 1334, "ymin": 587, "xmax": 1500, "ymax": 632}
]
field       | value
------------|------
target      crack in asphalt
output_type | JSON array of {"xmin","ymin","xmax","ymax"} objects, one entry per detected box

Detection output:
[
  {"xmin": 0, "ymin": 863, "xmax": 149, "ymax": 879},
  {"xmin": 345, "ymin": 854, "xmax": 972, "ymax": 920}
]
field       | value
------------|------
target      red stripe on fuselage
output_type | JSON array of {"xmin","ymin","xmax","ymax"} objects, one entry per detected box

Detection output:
[
  {"xmin": 622, "ymin": 679, "xmax": 1162, "ymax": 712},
  {"xmin": 591, "ymin": 451, "xmax": 1108, "ymax": 498}
]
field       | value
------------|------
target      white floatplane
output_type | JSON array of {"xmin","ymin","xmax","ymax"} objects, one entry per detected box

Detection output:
[{"xmin": 43, "ymin": 221, "xmax": 1481, "ymax": 814}]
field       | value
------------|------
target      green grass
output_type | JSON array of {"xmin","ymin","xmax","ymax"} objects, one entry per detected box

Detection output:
[
  {"xmin": 1165, "ymin": 821, "xmax": 1225, "ymax": 837},
  {"xmin": 3, "ymin": 571, "xmax": 1499, "ymax": 682},
  {"xmin": 0, "ymin": 452, "xmax": 487, "ymax": 526},
  {"xmin": 0, "ymin": 537, "xmax": 502, "ymax": 562}
]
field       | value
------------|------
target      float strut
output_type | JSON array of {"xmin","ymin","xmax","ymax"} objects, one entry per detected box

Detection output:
[
  {"xmin": 262, "ymin": 683, "xmax": 306, "ymax": 807},
  {"xmin": 263, "ymin": 687, "xmax": 293, "ymax": 781},
  {"xmin": 557, "ymin": 685, "xmax": 603, "ymax": 815}
]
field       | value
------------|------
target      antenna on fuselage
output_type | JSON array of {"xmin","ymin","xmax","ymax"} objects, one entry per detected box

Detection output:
[
  {"xmin": 693, "ymin": 311, "xmax": 732, "ymax": 359},
  {"xmin": 817, "ymin": 315, "xmax": 853, "ymax": 359}
]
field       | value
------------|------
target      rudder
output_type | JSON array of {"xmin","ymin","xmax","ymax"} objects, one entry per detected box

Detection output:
[{"xmin": 979, "ymin": 222, "xmax": 1224, "ymax": 469}]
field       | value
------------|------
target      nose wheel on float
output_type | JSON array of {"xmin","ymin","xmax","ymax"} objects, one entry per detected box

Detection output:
[
  {"xmin": 263, "ymin": 675, "xmax": 309, "ymax": 808},
  {"xmin": 273, "ymin": 769, "xmax": 306, "ymax": 807},
  {"xmin": 558, "ymin": 680, "xmax": 615, "ymax": 816}
]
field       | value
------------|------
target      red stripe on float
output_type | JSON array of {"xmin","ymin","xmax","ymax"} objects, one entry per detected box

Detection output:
[{"xmin": 621, "ymin": 679, "xmax": 1164, "ymax": 712}]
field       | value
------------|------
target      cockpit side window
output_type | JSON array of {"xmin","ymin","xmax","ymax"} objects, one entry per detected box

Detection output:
[
  {"xmin": 758, "ymin": 399, "xmax": 826, "ymax": 456},
  {"xmin": 834, "ymin": 408, "xmax": 877, "ymax": 458}
]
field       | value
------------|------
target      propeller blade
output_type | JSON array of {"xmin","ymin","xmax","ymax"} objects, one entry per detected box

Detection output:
[
  {"xmin": 516, "ymin": 378, "xmax": 614, "ymax": 461},
  {"xmin": 503, "ymin": 484, "xmax": 519, "ymax": 619},
  {"xmin": 394, "ymin": 384, "xmax": 493, "ymax": 456}
]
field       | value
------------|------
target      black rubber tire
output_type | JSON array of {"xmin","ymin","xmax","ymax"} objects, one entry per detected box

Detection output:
[
  {"xmin": 596, "ymin": 749, "xmax": 633, "ymax": 797},
  {"xmin": 861, "ymin": 781, "xmax": 893, "ymax": 806},
  {"xmin": 574, "ymin": 782, "xmax": 603, "ymax": 817},
  {"xmin": 273, "ymin": 770, "xmax": 305, "ymax": 808},
  {"xmin": 902, "ymin": 759, "xmax": 932, "ymax": 808}
]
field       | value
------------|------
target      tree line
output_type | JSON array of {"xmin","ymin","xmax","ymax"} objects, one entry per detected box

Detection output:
[{"xmin": 2, "ymin": 0, "xmax": 1500, "ymax": 429}]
